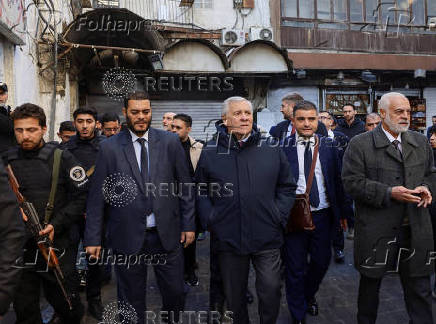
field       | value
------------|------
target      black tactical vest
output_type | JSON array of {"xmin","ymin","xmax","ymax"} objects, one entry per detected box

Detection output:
[{"xmin": 5, "ymin": 143, "xmax": 58, "ymax": 223}]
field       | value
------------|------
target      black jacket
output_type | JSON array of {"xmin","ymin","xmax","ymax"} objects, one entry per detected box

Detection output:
[
  {"xmin": 335, "ymin": 118, "xmax": 365, "ymax": 140},
  {"xmin": 63, "ymin": 134, "xmax": 106, "ymax": 170},
  {"xmin": 0, "ymin": 105, "xmax": 15, "ymax": 154},
  {"xmin": 195, "ymin": 124, "xmax": 297, "ymax": 255},
  {"xmin": 0, "ymin": 160, "xmax": 25, "ymax": 315}
]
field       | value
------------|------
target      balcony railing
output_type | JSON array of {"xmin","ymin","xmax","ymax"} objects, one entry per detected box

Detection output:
[{"xmin": 118, "ymin": 0, "xmax": 193, "ymax": 25}]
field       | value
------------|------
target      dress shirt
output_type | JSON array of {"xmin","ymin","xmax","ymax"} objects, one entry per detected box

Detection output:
[
  {"xmin": 327, "ymin": 129, "xmax": 334, "ymax": 139},
  {"xmin": 129, "ymin": 129, "xmax": 155, "ymax": 228},
  {"xmin": 295, "ymin": 133, "xmax": 330, "ymax": 211},
  {"xmin": 286, "ymin": 121, "xmax": 293, "ymax": 138},
  {"xmin": 381, "ymin": 125, "xmax": 402, "ymax": 153}
]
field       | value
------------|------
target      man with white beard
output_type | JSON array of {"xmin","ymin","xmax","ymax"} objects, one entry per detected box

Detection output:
[{"xmin": 342, "ymin": 92, "xmax": 436, "ymax": 324}]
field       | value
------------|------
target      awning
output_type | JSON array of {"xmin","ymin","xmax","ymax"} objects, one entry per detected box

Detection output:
[
  {"xmin": 162, "ymin": 39, "xmax": 228, "ymax": 72},
  {"xmin": 289, "ymin": 51, "xmax": 436, "ymax": 71},
  {"xmin": 227, "ymin": 40, "xmax": 292, "ymax": 73},
  {"xmin": 61, "ymin": 8, "xmax": 164, "ymax": 70}
]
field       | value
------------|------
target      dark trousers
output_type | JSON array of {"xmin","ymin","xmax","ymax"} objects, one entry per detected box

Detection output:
[
  {"xmin": 86, "ymin": 255, "xmax": 103, "ymax": 300},
  {"xmin": 184, "ymin": 237, "xmax": 197, "ymax": 276},
  {"xmin": 13, "ymin": 243, "xmax": 84, "ymax": 324},
  {"xmin": 332, "ymin": 223, "xmax": 345, "ymax": 252},
  {"xmin": 218, "ymin": 249, "xmax": 282, "ymax": 324},
  {"xmin": 209, "ymin": 236, "xmax": 225, "ymax": 309},
  {"xmin": 357, "ymin": 226, "xmax": 433, "ymax": 324},
  {"xmin": 115, "ymin": 230, "xmax": 185, "ymax": 324},
  {"xmin": 283, "ymin": 208, "xmax": 333, "ymax": 321}
]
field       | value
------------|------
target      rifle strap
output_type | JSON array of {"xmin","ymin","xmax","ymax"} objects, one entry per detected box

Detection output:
[{"xmin": 45, "ymin": 148, "xmax": 62, "ymax": 224}]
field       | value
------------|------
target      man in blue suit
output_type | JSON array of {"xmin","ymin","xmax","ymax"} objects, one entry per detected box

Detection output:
[
  {"xmin": 84, "ymin": 91, "xmax": 195, "ymax": 323},
  {"xmin": 281, "ymin": 101, "xmax": 345, "ymax": 324}
]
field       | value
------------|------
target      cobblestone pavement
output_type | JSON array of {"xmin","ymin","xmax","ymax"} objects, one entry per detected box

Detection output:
[{"xmin": 2, "ymin": 236, "xmax": 435, "ymax": 324}]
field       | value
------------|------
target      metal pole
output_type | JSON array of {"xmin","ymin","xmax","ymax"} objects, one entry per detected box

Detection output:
[{"xmin": 49, "ymin": 3, "xmax": 57, "ymax": 141}]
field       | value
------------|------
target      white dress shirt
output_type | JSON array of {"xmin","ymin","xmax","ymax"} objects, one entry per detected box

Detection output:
[
  {"xmin": 286, "ymin": 121, "xmax": 293, "ymax": 138},
  {"xmin": 381, "ymin": 125, "xmax": 402, "ymax": 152},
  {"xmin": 129, "ymin": 129, "xmax": 156, "ymax": 228},
  {"xmin": 295, "ymin": 133, "xmax": 330, "ymax": 211},
  {"xmin": 327, "ymin": 129, "xmax": 335, "ymax": 139}
]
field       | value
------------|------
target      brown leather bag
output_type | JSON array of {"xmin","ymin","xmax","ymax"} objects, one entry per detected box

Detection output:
[{"xmin": 287, "ymin": 136, "xmax": 319, "ymax": 232}]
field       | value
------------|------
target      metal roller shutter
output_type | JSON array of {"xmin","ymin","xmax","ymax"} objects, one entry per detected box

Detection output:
[
  {"xmin": 150, "ymin": 100, "xmax": 223, "ymax": 141},
  {"xmin": 424, "ymin": 88, "xmax": 436, "ymax": 129}
]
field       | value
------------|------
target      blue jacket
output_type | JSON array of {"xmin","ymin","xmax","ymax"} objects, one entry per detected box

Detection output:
[
  {"xmin": 195, "ymin": 124, "xmax": 297, "ymax": 255},
  {"xmin": 84, "ymin": 128, "xmax": 195, "ymax": 254},
  {"xmin": 332, "ymin": 130, "xmax": 349, "ymax": 160},
  {"xmin": 281, "ymin": 134, "xmax": 345, "ymax": 225}
]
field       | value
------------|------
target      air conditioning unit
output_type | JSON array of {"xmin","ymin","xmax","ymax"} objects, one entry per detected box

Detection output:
[
  {"xmin": 249, "ymin": 27, "xmax": 274, "ymax": 42},
  {"xmin": 428, "ymin": 17, "xmax": 436, "ymax": 28},
  {"xmin": 221, "ymin": 29, "xmax": 245, "ymax": 46}
]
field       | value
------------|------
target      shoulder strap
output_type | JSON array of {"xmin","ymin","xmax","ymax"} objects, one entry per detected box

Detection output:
[
  {"xmin": 45, "ymin": 148, "xmax": 62, "ymax": 224},
  {"xmin": 305, "ymin": 135, "xmax": 319, "ymax": 195}
]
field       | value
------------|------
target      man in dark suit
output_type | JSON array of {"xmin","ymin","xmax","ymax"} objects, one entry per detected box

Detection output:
[
  {"xmin": 426, "ymin": 115, "xmax": 436, "ymax": 140},
  {"xmin": 84, "ymin": 91, "xmax": 195, "ymax": 324},
  {"xmin": 342, "ymin": 92, "xmax": 436, "ymax": 324},
  {"xmin": 269, "ymin": 93, "xmax": 327, "ymax": 141},
  {"xmin": 281, "ymin": 101, "xmax": 345, "ymax": 324}
]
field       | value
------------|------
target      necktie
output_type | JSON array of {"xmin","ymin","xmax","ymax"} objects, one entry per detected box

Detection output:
[
  {"xmin": 392, "ymin": 140, "xmax": 403, "ymax": 159},
  {"xmin": 137, "ymin": 138, "xmax": 152, "ymax": 214},
  {"xmin": 304, "ymin": 141, "xmax": 320, "ymax": 208}
]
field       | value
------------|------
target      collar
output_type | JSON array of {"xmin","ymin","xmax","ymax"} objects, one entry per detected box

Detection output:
[
  {"xmin": 381, "ymin": 124, "xmax": 401, "ymax": 143},
  {"xmin": 296, "ymin": 132, "xmax": 316, "ymax": 145},
  {"xmin": 129, "ymin": 129, "xmax": 149, "ymax": 143}
]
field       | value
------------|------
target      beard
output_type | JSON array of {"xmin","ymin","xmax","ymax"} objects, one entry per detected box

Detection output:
[
  {"xmin": 384, "ymin": 112, "xmax": 409, "ymax": 134},
  {"xmin": 126, "ymin": 114, "xmax": 152, "ymax": 136}
]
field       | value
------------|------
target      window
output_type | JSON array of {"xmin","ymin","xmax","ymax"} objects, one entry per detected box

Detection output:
[
  {"xmin": 317, "ymin": 0, "xmax": 331, "ymax": 20},
  {"xmin": 193, "ymin": 0, "xmax": 213, "ymax": 9},
  {"xmin": 282, "ymin": 0, "xmax": 432, "ymax": 31},
  {"xmin": 334, "ymin": 0, "xmax": 347, "ymax": 21},
  {"xmin": 350, "ymin": 0, "xmax": 363, "ymax": 22}
]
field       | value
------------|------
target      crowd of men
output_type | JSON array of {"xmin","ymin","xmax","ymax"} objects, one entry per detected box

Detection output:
[{"xmin": 0, "ymin": 79, "xmax": 435, "ymax": 324}]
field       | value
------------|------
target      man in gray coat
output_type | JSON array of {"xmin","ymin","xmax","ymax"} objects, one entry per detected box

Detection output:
[{"xmin": 342, "ymin": 92, "xmax": 436, "ymax": 324}]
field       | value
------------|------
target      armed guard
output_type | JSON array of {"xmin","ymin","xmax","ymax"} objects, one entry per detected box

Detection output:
[
  {"xmin": 3, "ymin": 103, "xmax": 87, "ymax": 324},
  {"xmin": 64, "ymin": 106, "xmax": 107, "ymax": 320}
]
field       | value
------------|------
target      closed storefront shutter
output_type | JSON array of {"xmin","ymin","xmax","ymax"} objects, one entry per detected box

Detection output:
[{"xmin": 150, "ymin": 100, "xmax": 223, "ymax": 141}]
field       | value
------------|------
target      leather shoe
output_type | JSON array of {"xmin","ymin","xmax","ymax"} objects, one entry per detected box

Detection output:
[
  {"xmin": 334, "ymin": 249, "xmax": 345, "ymax": 263},
  {"xmin": 88, "ymin": 297, "xmax": 103, "ymax": 321},
  {"xmin": 307, "ymin": 297, "xmax": 319, "ymax": 316},
  {"xmin": 291, "ymin": 317, "xmax": 306, "ymax": 324}
]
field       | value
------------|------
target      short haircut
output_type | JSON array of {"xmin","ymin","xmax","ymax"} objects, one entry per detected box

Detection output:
[
  {"xmin": 342, "ymin": 103, "xmax": 356, "ymax": 111},
  {"xmin": 365, "ymin": 112, "xmax": 381, "ymax": 121},
  {"xmin": 429, "ymin": 125, "xmax": 436, "ymax": 136},
  {"xmin": 282, "ymin": 93, "xmax": 304, "ymax": 103},
  {"xmin": 319, "ymin": 110, "xmax": 334, "ymax": 118},
  {"xmin": 378, "ymin": 92, "xmax": 408, "ymax": 111},
  {"xmin": 293, "ymin": 100, "xmax": 317, "ymax": 116},
  {"xmin": 101, "ymin": 112, "xmax": 120, "ymax": 125},
  {"xmin": 12, "ymin": 103, "xmax": 46, "ymax": 127},
  {"xmin": 73, "ymin": 106, "xmax": 98, "ymax": 121},
  {"xmin": 173, "ymin": 113, "xmax": 192, "ymax": 127},
  {"xmin": 59, "ymin": 121, "xmax": 75, "ymax": 132},
  {"xmin": 222, "ymin": 96, "xmax": 253, "ymax": 116},
  {"xmin": 432, "ymin": 115, "xmax": 436, "ymax": 119},
  {"xmin": 124, "ymin": 91, "xmax": 150, "ymax": 110}
]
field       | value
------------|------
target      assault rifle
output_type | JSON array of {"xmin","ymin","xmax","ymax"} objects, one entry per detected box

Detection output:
[{"xmin": 6, "ymin": 164, "xmax": 72, "ymax": 310}]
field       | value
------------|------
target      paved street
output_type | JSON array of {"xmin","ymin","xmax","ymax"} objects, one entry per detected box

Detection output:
[{"xmin": 1, "ymin": 236, "xmax": 433, "ymax": 324}]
